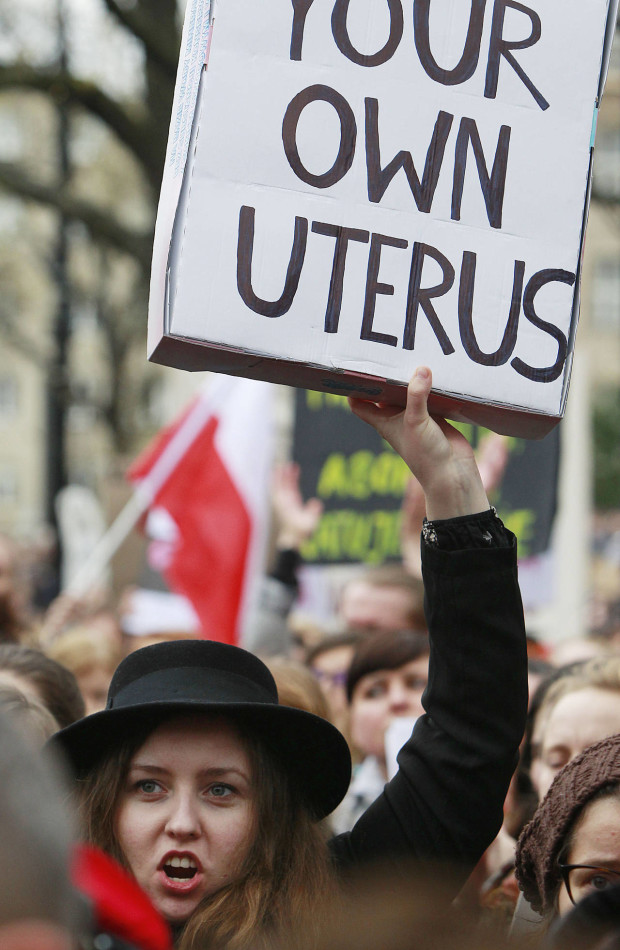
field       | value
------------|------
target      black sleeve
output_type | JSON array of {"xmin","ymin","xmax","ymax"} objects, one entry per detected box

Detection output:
[
  {"xmin": 329, "ymin": 515, "xmax": 527, "ymax": 887},
  {"xmin": 270, "ymin": 548, "xmax": 302, "ymax": 590}
]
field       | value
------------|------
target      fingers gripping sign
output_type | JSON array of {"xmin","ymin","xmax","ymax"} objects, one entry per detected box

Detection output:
[{"xmin": 348, "ymin": 367, "xmax": 490, "ymax": 522}]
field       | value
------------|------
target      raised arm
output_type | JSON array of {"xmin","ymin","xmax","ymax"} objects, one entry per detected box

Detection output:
[
  {"xmin": 242, "ymin": 463, "xmax": 322, "ymax": 658},
  {"xmin": 332, "ymin": 368, "xmax": 528, "ymax": 885}
]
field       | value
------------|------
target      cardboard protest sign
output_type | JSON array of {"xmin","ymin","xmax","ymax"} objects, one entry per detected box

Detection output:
[
  {"xmin": 149, "ymin": 0, "xmax": 619, "ymax": 438},
  {"xmin": 292, "ymin": 391, "xmax": 560, "ymax": 564}
]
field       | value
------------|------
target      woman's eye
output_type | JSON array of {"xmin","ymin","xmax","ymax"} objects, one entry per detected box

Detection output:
[
  {"xmin": 589, "ymin": 874, "xmax": 614, "ymax": 892},
  {"xmin": 405, "ymin": 677, "xmax": 427, "ymax": 691},
  {"xmin": 137, "ymin": 779, "xmax": 162, "ymax": 794},
  {"xmin": 209, "ymin": 784, "xmax": 233, "ymax": 798},
  {"xmin": 364, "ymin": 685, "xmax": 386, "ymax": 699}
]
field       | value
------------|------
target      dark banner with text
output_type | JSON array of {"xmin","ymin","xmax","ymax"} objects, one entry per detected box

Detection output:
[{"xmin": 293, "ymin": 390, "xmax": 559, "ymax": 565}]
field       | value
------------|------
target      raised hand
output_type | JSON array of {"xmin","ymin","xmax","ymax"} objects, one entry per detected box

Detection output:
[
  {"xmin": 348, "ymin": 366, "xmax": 489, "ymax": 521},
  {"xmin": 272, "ymin": 462, "xmax": 323, "ymax": 550}
]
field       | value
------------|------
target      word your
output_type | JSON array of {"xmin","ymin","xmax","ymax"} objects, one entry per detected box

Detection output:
[{"xmin": 290, "ymin": 0, "xmax": 549, "ymax": 110}]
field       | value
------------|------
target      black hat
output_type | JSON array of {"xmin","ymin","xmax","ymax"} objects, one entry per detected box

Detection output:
[{"xmin": 52, "ymin": 639, "xmax": 351, "ymax": 820}]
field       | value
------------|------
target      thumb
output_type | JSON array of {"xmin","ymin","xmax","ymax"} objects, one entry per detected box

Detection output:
[{"xmin": 404, "ymin": 366, "xmax": 433, "ymax": 427}]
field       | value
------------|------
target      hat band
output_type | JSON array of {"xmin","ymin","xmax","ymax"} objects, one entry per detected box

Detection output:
[{"xmin": 110, "ymin": 666, "xmax": 277, "ymax": 709}]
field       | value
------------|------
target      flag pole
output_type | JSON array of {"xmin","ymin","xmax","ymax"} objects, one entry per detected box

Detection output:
[
  {"xmin": 64, "ymin": 490, "xmax": 152, "ymax": 596},
  {"xmin": 64, "ymin": 383, "xmax": 226, "ymax": 596}
]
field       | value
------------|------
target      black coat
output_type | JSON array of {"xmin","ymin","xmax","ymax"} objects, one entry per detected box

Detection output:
[{"xmin": 330, "ymin": 511, "xmax": 528, "ymax": 888}]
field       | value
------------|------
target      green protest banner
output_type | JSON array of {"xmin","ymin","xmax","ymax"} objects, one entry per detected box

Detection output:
[{"xmin": 293, "ymin": 390, "xmax": 559, "ymax": 565}]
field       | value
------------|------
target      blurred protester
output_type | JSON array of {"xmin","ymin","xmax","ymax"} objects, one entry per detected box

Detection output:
[
  {"xmin": 0, "ymin": 642, "xmax": 85, "ymax": 727},
  {"xmin": 331, "ymin": 630, "xmax": 429, "ymax": 833},
  {"xmin": 0, "ymin": 532, "xmax": 32, "ymax": 643},
  {"xmin": 306, "ymin": 631, "xmax": 363, "ymax": 734},
  {"xmin": 286, "ymin": 613, "xmax": 328, "ymax": 661},
  {"xmin": 262, "ymin": 864, "xmax": 526, "ymax": 950},
  {"xmin": 244, "ymin": 462, "xmax": 323, "ymax": 658},
  {"xmin": 0, "ymin": 683, "xmax": 59, "ymax": 746},
  {"xmin": 47, "ymin": 627, "xmax": 122, "ymax": 715},
  {"xmin": 511, "ymin": 660, "xmax": 620, "ymax": 938},
  {"xmin": 528, "ymin": 656, "xmax": 620, "ymax": 800},
  {"xmin": 0, "ymin": 707, "xmax": 77, "ymax": 950},
  {"xmin": 23, "ymin": 523, "xmax": 60, "ymax": 615},
  {"xmin": 516, "ymin": 733, "xmax": 620, "ymax": 933},
  {"xmin": 337, "ymin": 565, "xmax": 426, "ymax": 635},
  {"xmin": 119, "ymin": 585, "xmax": 201, "ymax": 655},
  {"xmin": 549, "ymin": 635, "xmax": 615, "ymax": 668},
  {"xmin": 0, "ymin": 700, "xmax": 170, "ymax": 949},
  {"xmin": 41, "ymin": 589, "xmax": 122, "ymax": 650},
  {"xmin": 267, "ymin": 655, "xmax": 330, "ymax": 719},
  {"xmin": 244, "ymin": 463, "xmax": 426, "ymax": 661}
]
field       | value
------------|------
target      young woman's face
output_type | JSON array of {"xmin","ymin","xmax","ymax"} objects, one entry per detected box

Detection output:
[
  {"xmin": 557, "ymin": 794, "xmax": 620, "ymax": 916},
  {"xmin": 115, "ymin": 715, "xmax": 256, "ymax": 925},
  {"xmin": 350, "ymin": 658, "xmax": 428, "ymax": 763}
]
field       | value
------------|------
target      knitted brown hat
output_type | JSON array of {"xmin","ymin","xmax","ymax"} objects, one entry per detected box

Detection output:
[{"xmin": 515, "ymin": 733, "xmax": 620, "ymax": 915}]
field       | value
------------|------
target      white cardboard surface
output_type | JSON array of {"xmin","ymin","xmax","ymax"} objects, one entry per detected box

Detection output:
[{"xmin": 149, "ymin": 0, "xmax": 617, "ymax": 436}]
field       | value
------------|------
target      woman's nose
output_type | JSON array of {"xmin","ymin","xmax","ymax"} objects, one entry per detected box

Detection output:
[
  {"xmin": 388, "ymin": 683, "xmax": 418, "ymax": 714},
  {"xmin": 165, "ymin": 794, "xmax": 201, "ymax": 839}
]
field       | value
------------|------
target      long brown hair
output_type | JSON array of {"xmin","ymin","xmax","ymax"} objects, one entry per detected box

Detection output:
[{"xmin": 76, "ymin": 713, "xmax": 335, "ymax": 950}]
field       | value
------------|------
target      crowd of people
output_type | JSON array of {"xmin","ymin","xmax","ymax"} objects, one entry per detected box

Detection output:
[{"xmin": 1, "ymin": 368, "xmax": 620, "ymax": 950}]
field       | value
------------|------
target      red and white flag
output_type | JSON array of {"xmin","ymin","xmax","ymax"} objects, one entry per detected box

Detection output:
[{"xmin": 127, "ymin": 376, "xmax": 275, "ymax": 645}]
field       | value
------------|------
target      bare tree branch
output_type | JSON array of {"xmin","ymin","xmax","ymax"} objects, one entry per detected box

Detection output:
[
  {"xmin": 0, "ymin": 162, "xmax": 154, "ymax": 272},
  {"xmin": 592, "ymin": 184, "xmax": 620, "ymax": 211},
  {"xmin": 99, "ymin": 0, "xmax": 180, "ymax": 80},
  {"xmin": 0, "ymin": 311, "xmax": 51, "ymax": 369},
  {"xmin": 0, "ymin": 65, "xmax": 164, "ymax": 189}
]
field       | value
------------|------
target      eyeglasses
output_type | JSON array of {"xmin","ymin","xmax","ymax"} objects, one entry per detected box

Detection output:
[{"xmin": 558, "ymin": 863, "xmax": 620, "ymax": 905}]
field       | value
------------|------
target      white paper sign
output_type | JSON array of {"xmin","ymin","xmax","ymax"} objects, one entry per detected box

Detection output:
[{"xmin": 150, "ymin": 0, "xmax": 618, "ymax": 436}]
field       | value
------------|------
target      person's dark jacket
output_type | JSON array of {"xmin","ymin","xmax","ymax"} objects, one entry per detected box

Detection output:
[{"xmin": 329, "ymin": 509, "xmax": 528, "ymax": 889}]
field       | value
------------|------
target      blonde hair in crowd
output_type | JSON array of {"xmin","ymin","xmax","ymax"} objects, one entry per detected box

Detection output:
[
  {"xmin": 533, "ymin": 654, "xmax": 620, "ymax": 747},
  {"xmin": 47, "ymin": 626, "xmax": 121, "ymax": 678},
  {"xmin": 77, "ymin": 715, "xmax": 334, "ymax": 950}
]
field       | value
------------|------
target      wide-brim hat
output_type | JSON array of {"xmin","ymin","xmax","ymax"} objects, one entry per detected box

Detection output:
[{"xmin": 51, "ymin": 639, "xmax": 351, "ymax": 820}]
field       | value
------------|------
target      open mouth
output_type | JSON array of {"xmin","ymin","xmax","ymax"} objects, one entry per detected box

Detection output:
[{"xmin": 163, "ymin": 856, "xmax": 198, "ymax": 881}]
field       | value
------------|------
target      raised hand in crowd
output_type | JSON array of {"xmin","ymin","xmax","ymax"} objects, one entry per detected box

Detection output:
[{"xmin": 272, "ymin": 461, "xmax": 323, "ymax": 552}]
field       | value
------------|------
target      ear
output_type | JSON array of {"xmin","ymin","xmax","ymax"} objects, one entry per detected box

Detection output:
[{"xmin": 0, "ymin": 920, "xmax": 72, "ymax": 950}]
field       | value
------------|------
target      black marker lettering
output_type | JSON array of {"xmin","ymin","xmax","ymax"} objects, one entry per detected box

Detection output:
[
  {"xmin": 365, "ymin": 99, "xmax": 454, "ymax": 208},
  {"xmin": 237, "ymin": 206, "xmax": 307, "ymax": 317},
  {"xmin": 290, "ymin": 0, "xmax": 317, "ymax": 61},
  {"xmin": 404, "ymin": 242, "xmax": 456, "ymax": 354},
  {"xmin": 361, "ymin": 233, "xmax": 408, "ymax": 346},
  {"xmin": 485, "ymin": 0, "xmax": 549, "ymax": 110},
  {"xmin": 511, "ymin": 268, "xmax": 574, "ymax": 382},
  {"xmin": 452, "ymin": 118, "xmax": 511, "ymax": 229},
  {"xmin": 413, "ymin": 0, "xmax": 486, "ymax": 85},
  {"xmin": 282, "ymin": 85, "xmax": 356, "ymax": 188},
  {"xmin": 332, "ymin": 0, "xmax": 403, "ymax": 67},
  {"xmin": 311, "ymin": 222, "xmax": 370, "ymax": 332},
  {"xmin": 459, "ymin": 254, "xmax": 524, "ymax": 364}
]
